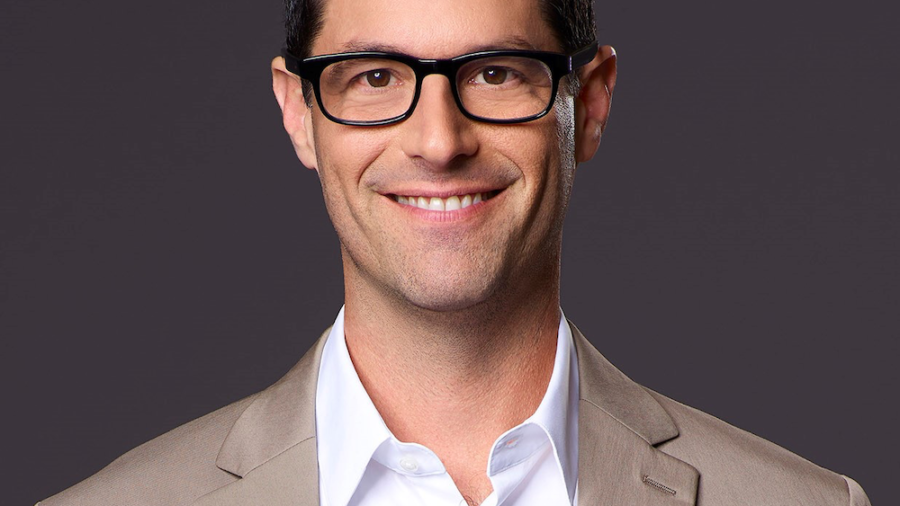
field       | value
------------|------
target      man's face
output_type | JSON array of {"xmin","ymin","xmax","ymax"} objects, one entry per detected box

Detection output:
[{"xmin": 299, "ymin": 0, "xmax": 581, "ymax": 311}]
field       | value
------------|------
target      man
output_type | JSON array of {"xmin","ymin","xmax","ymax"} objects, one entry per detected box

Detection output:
[{"xmin": 38, "ymin": 0, "xmax": 871, "ymax": 504}]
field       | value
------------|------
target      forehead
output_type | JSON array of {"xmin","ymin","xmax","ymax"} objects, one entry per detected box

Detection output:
[{"xmin": 314, "ymin": 0, "xmax": 559, "ymax": 57}]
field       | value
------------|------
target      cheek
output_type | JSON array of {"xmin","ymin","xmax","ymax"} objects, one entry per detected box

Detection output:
[
  {"xmin": 507, "ymin": 105, "xmax": 575, "ymax": 201},
  {"xmin": 313, "ymin": 122, "xmax": 392, "ymax": 200},
  {"xmin": 515, "ymin": 97, "xmax": 578, "ymax": 237}
]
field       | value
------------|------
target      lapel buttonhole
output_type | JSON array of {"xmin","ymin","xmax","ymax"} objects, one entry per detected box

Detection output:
[{"xmin": 642, "ymin": 475, "xmax": 677, "ymax": 496}]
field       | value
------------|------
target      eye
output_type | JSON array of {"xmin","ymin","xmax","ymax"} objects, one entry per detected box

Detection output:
[
  {"xmin": 364, "ymin": 69, "xmax": 393, "ymax": 87},
  {"xmin": 475, "ymin": 66, "xmax": 509, "ymax": 85}
]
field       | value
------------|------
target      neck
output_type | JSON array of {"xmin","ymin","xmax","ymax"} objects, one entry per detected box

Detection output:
[{"xmin": 341, "ymin": 264, "xmax": 562, "ymax": 498}]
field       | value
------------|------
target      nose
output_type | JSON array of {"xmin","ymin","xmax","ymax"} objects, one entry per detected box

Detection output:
[{"xmin": 399, "ymin": 74, "xmax": 478, "ymax": 168}]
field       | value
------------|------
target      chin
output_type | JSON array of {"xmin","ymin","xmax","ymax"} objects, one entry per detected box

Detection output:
[{"xmin": 393, "ymin": 271, "xmax": 502, "ymax": 314}]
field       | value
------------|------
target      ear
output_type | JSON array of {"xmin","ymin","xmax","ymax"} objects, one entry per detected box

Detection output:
[
  {"xmin": 271, "ymin": 56, "xmax": 318, "ymax": 170},
  {"xmin": 573, "ymin": 45, "xmax": 617, "ymax": 164}
]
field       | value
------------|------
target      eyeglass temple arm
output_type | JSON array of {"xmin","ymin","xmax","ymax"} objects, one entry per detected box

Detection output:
[
  {"xmin": 281, "ymin": 49, "xmax": 303, "ymax": 76},
  {"xmin": 570, "ymin": 42, "xmax": 599, "ymax": 72}
]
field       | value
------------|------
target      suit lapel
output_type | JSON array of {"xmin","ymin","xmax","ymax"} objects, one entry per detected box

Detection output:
[
  {"xmin": 193, "ymin": 330, "xmax": 329, "ymax": 506},
  {"xmin": 572, "ymin": 323, "xmax": 699, "ymax": 505},
  {"xmin": 193, "ymin": 438, "xmax": 319, "ymax": 506}
]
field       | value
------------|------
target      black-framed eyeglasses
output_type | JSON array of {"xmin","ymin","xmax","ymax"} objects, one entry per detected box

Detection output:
[{"xmin": 281, "ymin": 42, "xmax": 598, "ymax": 126}]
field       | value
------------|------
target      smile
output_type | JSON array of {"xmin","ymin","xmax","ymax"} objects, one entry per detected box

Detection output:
[{"xmin": 392, "ymin": 191, "xmax": 500, "ymax": 211}]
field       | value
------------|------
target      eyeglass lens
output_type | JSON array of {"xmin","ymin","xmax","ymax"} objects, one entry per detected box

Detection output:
[{"xmin": 318, "ymin": 56, "xmax": 554, "ymax": 123}]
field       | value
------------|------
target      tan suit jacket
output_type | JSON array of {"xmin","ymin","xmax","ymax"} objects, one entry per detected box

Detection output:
[{"xmin": 39, "ymin": 323, "xmax": 871, "ymax": 505}]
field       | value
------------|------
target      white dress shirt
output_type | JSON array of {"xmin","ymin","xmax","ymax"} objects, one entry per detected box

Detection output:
[{"xmin": 315, "ymin": 307, "xmax": 579, "ymax": 506}]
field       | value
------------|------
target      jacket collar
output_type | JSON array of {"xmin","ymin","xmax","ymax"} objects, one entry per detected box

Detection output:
[
  {"xmin": 570, "ymin": 322, "xmax": 678, "ymax": 446},
  {"xmin": 199, "ymin": 322, "xmax": 698, "ymax": 506},
  {"xmin": 214, "ymin": 330, "xmax": 327, "ymax": 477},
  {"xmin": 194, "ymin": 330, "xmax": 329, "ymax": 506}
]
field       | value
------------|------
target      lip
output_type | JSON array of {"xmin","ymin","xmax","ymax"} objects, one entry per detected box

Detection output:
[{"xmin": 378, "ymin": 184, "xmax": 507, "ymax": 199}]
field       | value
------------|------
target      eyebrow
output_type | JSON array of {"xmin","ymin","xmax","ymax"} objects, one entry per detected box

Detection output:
[{"xmin": 338, "ymin": 36, "xmax": 540, "ymax": 56}]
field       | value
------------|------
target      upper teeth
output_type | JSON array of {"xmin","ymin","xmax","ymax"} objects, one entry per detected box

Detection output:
[{"xmin": 394, "ymin": 192, "xmax": 488, "ymax": 211}]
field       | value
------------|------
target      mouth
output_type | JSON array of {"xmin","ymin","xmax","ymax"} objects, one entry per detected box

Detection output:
[{"xmin": 390, "ymin": 190, "xmax": 501, "ymax": 211}]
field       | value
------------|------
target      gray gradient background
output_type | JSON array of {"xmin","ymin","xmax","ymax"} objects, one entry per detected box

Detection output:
[{"xmin": 2, "ymin": 0, "xmax": 897, "ymax": 504}]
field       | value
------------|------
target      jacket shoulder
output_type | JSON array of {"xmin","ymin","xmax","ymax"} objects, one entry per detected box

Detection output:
[
  {"xmin": 647, "ymin": 389, "xmax": 868, "ymax": 505},
  {"xmin": 39, "ymin": 394, "xmax": 258, "ymax": 506}
]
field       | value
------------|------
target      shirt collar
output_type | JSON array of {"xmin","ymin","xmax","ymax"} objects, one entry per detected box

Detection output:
[{"xmin": 315, "ymin": 307, "xmax": 579, "ymax": 506}]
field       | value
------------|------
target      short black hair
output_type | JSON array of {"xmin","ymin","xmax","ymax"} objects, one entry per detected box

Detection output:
[{"xmin": 283, "ymin": 0, "xmax": 597, "ymax": 101}]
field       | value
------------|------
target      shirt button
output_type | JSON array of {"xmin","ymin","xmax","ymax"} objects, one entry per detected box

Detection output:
[
  {"xmin": 504, "ymin": 437, "xmax": 520, "ymax": 449},
  {"xmin": 399, "ymin": 456, "xmax": 419, "ymax": 472}
]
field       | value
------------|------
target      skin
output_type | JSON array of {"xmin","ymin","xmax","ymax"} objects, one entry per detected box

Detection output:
[{"xmin": 272, "ymin": 0, "xmax": 616, "ymax": 502}]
